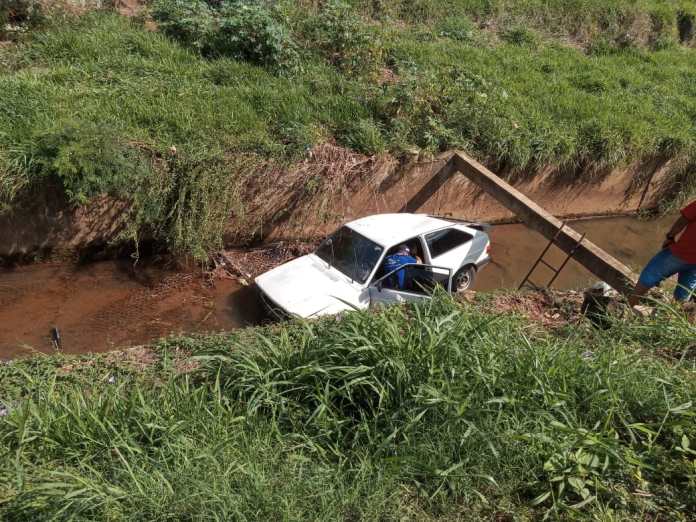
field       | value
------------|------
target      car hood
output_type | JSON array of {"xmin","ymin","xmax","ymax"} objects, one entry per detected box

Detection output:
[{"xmin": 255, "ymin": 254, "xmax": 365, "ymax": 318}]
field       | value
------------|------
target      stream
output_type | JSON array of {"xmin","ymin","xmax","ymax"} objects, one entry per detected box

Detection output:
[{"xmin": 0, "ymin": 213, "xmax": 675, "ymax": 359}]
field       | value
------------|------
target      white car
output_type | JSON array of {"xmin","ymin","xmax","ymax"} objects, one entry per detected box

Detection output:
[{"xmin": 255, "ymin": 213, "xmax": 491, "ymax": 319}]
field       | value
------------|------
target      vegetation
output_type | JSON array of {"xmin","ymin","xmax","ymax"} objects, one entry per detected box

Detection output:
[
  {"xmin": 0, "ymin": 295, "xmax": 693, "ymax": 519},
  {"xmin": 1, "ymin": 1, "xmax": 695, "ymax": 257}
]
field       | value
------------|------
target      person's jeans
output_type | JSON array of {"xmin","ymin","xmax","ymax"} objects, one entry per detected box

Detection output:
[{"xmin": 638, "ymin": 249, "xmax": 696, "ymax": 301}]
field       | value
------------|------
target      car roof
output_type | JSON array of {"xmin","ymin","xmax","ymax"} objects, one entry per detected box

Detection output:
[{"xmin": 345, "ymin": 213, "xmax": 453, "ymax": 247}]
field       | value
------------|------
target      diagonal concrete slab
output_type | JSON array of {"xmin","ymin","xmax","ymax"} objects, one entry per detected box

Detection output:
[{"xmin": 402, "ymin": 152, "xmax": 638, "ymax": 295}]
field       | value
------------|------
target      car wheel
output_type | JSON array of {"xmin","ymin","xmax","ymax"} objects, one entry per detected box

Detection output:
[{"xmin": 453, "ymin": 265, "xmax": 476, "ymax": 293}]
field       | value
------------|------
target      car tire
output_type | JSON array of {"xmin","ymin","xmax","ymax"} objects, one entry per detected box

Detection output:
[{"xmin": 453, "ymin": 265, "xmax": 476, "ymax": 293}]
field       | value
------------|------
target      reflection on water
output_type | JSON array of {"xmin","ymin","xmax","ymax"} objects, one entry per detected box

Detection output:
[{"xmin": 0, "ymin": 213, "xmax": 677, "ymax": 358}]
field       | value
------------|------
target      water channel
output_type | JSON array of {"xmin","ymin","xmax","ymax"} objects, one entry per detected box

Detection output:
[{"xmin": 0, "ymin": 213, "xmax": 675, "ymax": 359}]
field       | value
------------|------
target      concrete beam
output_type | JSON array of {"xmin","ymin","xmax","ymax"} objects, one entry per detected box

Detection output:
[
  {"xmin": 450, "ymin": 152, "xmax": 638, "ymax": 295},
  {"xmin": 399, "ymin": 156, "xmax": 458, "ymax": 213}
]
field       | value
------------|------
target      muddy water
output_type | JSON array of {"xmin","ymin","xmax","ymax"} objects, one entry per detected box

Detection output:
[
  {"xmin": 475, "ymin": 213, "xmax": 675, "ymax": 291},
  {"xmin": 0, "ymin": 262, "xmax": 262, "ymax": 359},
  {"xmin": 0, "ymin": 213, "xmax": 676, "ymax": 359}
]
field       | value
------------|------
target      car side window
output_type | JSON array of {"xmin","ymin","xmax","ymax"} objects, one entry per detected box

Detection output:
[{"xmin": 425, "ymin": 228, "xmax": 473, "ymax": 259}]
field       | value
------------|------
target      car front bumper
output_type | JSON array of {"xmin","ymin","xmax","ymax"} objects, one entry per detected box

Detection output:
[{"xmin": 257, "ymin": 286, "xmax": 292, "ymax": 320}]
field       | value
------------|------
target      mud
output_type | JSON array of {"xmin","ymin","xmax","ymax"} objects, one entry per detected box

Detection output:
[{"xmin": 0, "ymin": 213, "xmax": 679, "ymax": 359}]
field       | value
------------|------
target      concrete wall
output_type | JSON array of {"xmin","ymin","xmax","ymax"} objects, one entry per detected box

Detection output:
[{"xmin": 263, "ymin": 153, "xmax": 673, "ymax": 241}]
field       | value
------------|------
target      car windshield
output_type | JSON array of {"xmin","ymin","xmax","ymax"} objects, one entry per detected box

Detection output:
[{"xmin": 315, "ymin": 226, "xmax": 383, "ymax": 284}]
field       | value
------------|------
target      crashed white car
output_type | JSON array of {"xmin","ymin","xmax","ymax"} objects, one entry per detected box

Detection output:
[{"xmin": 255, "ymin": 213, "xmax": 491, "ymax": 319}]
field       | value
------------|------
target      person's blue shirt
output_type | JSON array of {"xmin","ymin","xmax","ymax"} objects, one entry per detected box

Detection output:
[{"xmin": 383, "ymin": 254, "xmax": 417, "ymax": 289}]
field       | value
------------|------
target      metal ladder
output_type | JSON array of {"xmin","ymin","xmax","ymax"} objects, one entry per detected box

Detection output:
[{"xmin": 518, "ymin": 223, "xmax": 586, "ymax": 290}]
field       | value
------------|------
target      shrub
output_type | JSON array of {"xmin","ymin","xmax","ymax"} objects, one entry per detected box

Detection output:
[
  {"xmin": 151, "ymin": 0, "xmax": 296, "ymax": 68},
  {"xmin": 501, "ymin": 26, "xmax": 539, "ymax": 47},
  {"xmin": 151, "ymin": 0, "xmax": 214, "ymax": 51},
  {"xmin": 300, "ymin": 1, "xmax": 380, "ymax": 72},
  {"xmin": 125, "ymin": 151, "xmax": 241, "ymax": 259},
  {"xmin": 207, "ymin": 2, "xmax": 297, "ymax": 68},
  {"xmin": 341, "ymin": 118, "xmax": 385, "ymax": 154},
  {"xmin": 28, "ymin": 121, "xmax": 148, "ymax": 206},
  {"xmin": 436, "ymin": 15, "xmax": 477, "ymax": 42}
]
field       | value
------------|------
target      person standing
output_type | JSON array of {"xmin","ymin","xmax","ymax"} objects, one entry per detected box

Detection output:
[{"xmin": 629, "ymin": 200, "xmax": 696, "ymax": 306}]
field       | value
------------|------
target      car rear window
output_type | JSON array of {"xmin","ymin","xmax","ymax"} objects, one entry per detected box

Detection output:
[{"xmin": 425, "ymin": 228, "xmax": 473, "ymax": 259}]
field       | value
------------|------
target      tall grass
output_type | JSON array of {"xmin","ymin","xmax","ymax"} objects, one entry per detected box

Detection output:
[
  {"xmin": 1, "ymin": 295, "xmax": 694, "ymax": 519},
  {"xmin": 0, "ymin": 4, "xmax": 695, "ymax": 257}
]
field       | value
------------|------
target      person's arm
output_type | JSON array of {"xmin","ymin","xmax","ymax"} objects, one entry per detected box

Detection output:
[{"xmin": 663, "ymin": 215, "xmax": 689, "ymax": 249}]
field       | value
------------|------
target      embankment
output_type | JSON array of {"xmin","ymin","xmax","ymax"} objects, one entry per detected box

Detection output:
[
  {"xmin": 0, "ymin": 146, "xmax": 675, "ymax": 260},
  {"xmin": 0, "ymin": 293, "xmax": 693, "ymax": 519}
]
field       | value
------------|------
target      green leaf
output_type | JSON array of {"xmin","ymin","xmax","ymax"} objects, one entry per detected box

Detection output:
[
  {"xmin": 530, "ymin": 491, "xmax": 551, "ymax": 506},
  {"xmin": 670, "ymin": 402, "xmax": 692, "ymax": 414},
  {"xmin": 567, "ymin": 476, "xmax": 585, "ymax": 491}
]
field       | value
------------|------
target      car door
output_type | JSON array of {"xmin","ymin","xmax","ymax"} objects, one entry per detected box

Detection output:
[
  {"xmin": 423, "ymin": 227, "xmax": 475, "ymax": 270},
  {"xmin": 368, "ymin": 264, "xmax": 452, "ymax": 308}
]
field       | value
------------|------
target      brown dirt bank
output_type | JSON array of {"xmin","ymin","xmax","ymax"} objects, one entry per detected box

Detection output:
[{"xmin": 0, "ymin": 146, "xmax": 676, "ymax": 260}]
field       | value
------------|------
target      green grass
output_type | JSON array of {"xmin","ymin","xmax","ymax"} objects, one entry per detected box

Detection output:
[
  {"xmin": 0, "ymin": 295, "xmax": 694, "ymax": 520},
  {"xmin": 1, "ymin": 2, "xmax": 695, "ymax": 257}
]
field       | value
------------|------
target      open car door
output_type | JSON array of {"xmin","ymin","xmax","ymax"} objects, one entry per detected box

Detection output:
[{"xmin": 368, "ymin": 264, "xmax": 452, "ymax": 308}]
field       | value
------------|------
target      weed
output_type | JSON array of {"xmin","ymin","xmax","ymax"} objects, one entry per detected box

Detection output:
[
  {"xmin": 210, "ymin": 2, "xmax": 297, "ymax": 68},
  {"xmin": 150, "ymin": 0, "xmax": 214, "ymax": 52},
  {"xmin": 0, "ymin": 295, "xmax": 693, "ymax": 519},
  {"xmin": 1, "ymin": 4, "xmax": 695, "ymax": 258},
  {"xmin": 297, "ymin": 0, "xmax": 381, "ymax": 73},
  {"xmin": 152, "ymin": 0, "xmax": 298, "ymax": 68}
]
